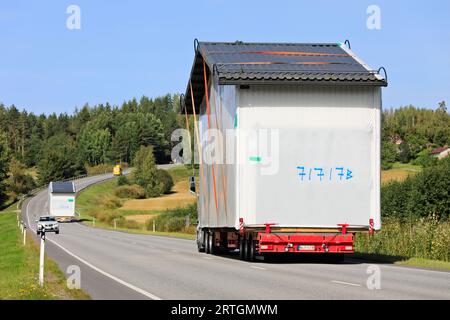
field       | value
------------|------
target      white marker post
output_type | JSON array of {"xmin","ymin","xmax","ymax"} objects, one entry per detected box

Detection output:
[
  {"xmin": 39, "ymin": 232, "xmax": 45, "ymax": 287},
  {"xmin": 114, "ymin": 219, "xmax": 117, "ymax": 229},
  {"xmin": 153, "ymin": 220, "xmax": 155, "ymax": 232},
  {"xmin": 93, "ymin": 217, "xmax": 95, "ymax": 227},
  {"xmin": 23, "ymin": 227, "xmax": 27, "ymax": 245}
]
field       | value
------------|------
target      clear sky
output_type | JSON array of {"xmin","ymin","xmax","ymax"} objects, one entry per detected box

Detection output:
[{"xmin": 1, "ymin": 0, "xmax": 449, "ymax": 115}]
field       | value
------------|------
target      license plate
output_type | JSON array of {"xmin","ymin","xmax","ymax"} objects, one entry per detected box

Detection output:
[{"xmin": 298, "ymin": 245, "xmax": 315, "ymax": 251}]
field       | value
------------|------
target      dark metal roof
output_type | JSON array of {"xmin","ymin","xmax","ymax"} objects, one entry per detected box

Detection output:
[
  {"xmin": 182, "ymin": 41, "xmax": 387, "ymax": 114},
  {"xmin": 50, "ymin": 182, "xmax": 75, "ymax": 194}
]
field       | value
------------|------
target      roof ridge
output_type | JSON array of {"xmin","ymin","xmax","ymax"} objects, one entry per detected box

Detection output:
[{"xmin": 199, "ymin": 41, "xmax": 339, "ymax": 47}]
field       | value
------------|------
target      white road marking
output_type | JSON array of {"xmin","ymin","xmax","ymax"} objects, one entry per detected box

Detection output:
[
  {"xmin": 25, "ymin": 181, "xmax": 162, "ymax": 301},
  {"xmin": 202, "ymin": 256, "xmax": 214, "ymax": 260},
  {"xmin": 331, "ymin": 280, "xmax": 362, "ymax": 287},
  {"xmin": 250, "ymin": 266, "xmax": 266, "ymax": 270},
  {"xmin": 46, "ymin": 238, "xmax": 162, "ymax": 300}
]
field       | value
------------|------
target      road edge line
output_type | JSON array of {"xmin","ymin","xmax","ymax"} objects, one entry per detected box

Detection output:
[{"xmin": 25, "ymin": 186, "xmax": 162, "ymax": 300}]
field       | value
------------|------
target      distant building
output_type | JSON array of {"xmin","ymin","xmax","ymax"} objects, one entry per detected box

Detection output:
[{"xmin": 430, "ymin": 145, "xmax": 450, "ymax": 159}]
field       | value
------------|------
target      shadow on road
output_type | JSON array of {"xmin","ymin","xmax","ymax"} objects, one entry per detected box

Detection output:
[{"xmin": 209, "ymin": 250, "xmax": 407, "ymax": 265}]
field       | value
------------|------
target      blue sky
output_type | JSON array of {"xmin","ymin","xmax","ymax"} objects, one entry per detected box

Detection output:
[{"xmin": 1, "ymin": 0, "xmax": 449, "ymax": 114}]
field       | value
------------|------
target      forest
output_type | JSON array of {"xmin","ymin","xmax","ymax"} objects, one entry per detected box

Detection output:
[
  {"xmin": 1, "ymin": 98, "xmax": 449, "ymax": 214},
  {"xmin": 0, "ymin": 94, "xmax": 182, "ymax": 204}
]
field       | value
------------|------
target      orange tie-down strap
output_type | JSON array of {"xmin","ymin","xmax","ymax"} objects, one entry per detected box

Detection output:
[
  {"xmin": 202, "ymin": 58, "xmax": 219, "ymax": 212},
  {"xmin": 208, "ymin": 50, "xmax": 349, "ymax": 57},
  {"xmin": 217, "ymin": 61, "xmax": 352, "ymax": 65}
]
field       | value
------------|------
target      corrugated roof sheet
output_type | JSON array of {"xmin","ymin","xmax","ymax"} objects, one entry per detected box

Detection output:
[
  {"xmin": 183, "ymin": 41, "xmax": 387, "ymax": 114},
  {"xmin": 50, "ymin": 182, "xmax": 76, "ymax": 194}
]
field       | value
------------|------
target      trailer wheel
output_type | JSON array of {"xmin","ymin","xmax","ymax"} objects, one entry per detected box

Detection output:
[
  {"xmin": 239, "ymin": 235, "xmax": 247, "ymax": 260},
  {"xmin": 205, "ymin": 231, "xmax": 211, "ymax": 254},
  {"xmin": 209, "ymin": 231, "xmax": 216, "ymax": 255},
  {"xmin": 248, "ymin": 236, "xmax": 255, "ymax": 262},
  {"xmin": 197, "ymin": 230, "xmax": 205, "ymax": 252}
]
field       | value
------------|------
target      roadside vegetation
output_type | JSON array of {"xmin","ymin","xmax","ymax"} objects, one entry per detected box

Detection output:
[
  {"xmin": 77, "ymin": 165, "xmax": 197, "ymax": 237},
  {"xmin": 0, "ymin": 205, "xmax": 89, "ymax": 299},
  {"xmin": 357, "ymin": 156, "xmax": 450, "ymax": 264}
]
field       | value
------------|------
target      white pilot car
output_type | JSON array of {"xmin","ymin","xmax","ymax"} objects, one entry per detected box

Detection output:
[{"xmin": 36, "ymin": 216, "xmax": 59, "ymax": 235}]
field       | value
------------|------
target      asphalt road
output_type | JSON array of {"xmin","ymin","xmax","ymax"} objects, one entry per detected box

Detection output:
[{"xmin": 23, "ymin": 172, "xmax": 450, "ymax": 300}]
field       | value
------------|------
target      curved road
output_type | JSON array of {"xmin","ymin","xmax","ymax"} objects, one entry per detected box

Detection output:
[{"xmin": 22, "ymin": 173, "xmax": 450, "ymax": 300}]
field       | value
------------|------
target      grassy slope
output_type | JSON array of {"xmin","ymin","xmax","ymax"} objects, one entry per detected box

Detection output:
[
  {"xmin": 0, "ymin": 206, "xmax": 89, "ymax": 299},
  {"xmin": 381, "ymin": 162, "xmax": 422, "ymax": 185},
  {"xmin": 353, "ymin": 253, "xmax": 450, "ymax": 271},
  {"xmin": 76, "ymin": 166, "xmax": 196, "ymax": 240}
]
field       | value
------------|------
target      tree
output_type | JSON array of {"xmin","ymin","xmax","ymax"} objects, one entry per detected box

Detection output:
[
  {"xmin": 381, "ymin": 140, "xmax": 397, "ymax": 169},
  {"xmin": 7, "ymin": 158, "xmax": 36, "ymax": 198},
  {"xmin": 0, "ymin": 133, "xmax": 11, "ymax": 205},
  {"xmin": 78, "ymin": 125, "xmax": 111, "ymax": 165},
  {"xmin": 437, "ymin": 100, "xmax": 447, "ymax": 113},
  {"xmin": 398, "ymin": 142, "xmax": 412, "ymax": 163},
  {"xmin": 38, "ymin": 134, "xmax": 86, "ymax": 185},
  {"xmin": 133, "ymin": 146, "xmax": 163, "ymax": 197}
]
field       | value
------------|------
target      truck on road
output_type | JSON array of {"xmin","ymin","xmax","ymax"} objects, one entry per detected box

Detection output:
[
  {"xmin": 48, "ymin": 181, "xmax": 76, "ymax": 221},
  {"xmin": 182, "ymin": 41, "xmax": 387, "ymax": 261}
]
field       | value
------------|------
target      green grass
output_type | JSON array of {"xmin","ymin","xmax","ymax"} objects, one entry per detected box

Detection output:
[
  {"xmin": 167, "ymin": 165, "xmax": 195, "ymax": 183},
  {"xmin": 76, "ymin": 173, "xmax": 196, "ymax": 239},
  {"xmin": 395, "ymin": 257, "xmax": 450, "ymax": 270},
  {"xmin": 355, "ymin": 217, "xmax": 450, "ymax": 262},
  {"xmin": 391, "ymin": 162, "xmax": 422, "ymax": 171},
  {"xmin": 0, "ymin": 206, "xmax": 89, "ymax": 299},
  {"xmin": 352, "ymin": 253, "xmax": 450, "ymax": 271}
]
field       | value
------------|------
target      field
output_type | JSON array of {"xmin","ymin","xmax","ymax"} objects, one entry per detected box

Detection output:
[
  {"xmin": 76, "ymin": 165, "xmax": 197, "ymax": 236},
  {"xmin": 0, "ymin": 205, "xmax": 89, "ymax": 299},
  {"xmin": 381, "ymin": 162, "xmax": 421, "ymax": 185},
  {"xmin": 121, "ymin": 180, "xmax": 195, "ymax": 212}
]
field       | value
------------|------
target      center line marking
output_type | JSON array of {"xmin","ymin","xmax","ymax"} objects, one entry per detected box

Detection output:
[
  {"xmin": 250, "ymin": 266, "xmax": 266, "ymax": 270},
  {"xmin": 331, "ymin": 280, "xmax": 362, "ymax": 287}
]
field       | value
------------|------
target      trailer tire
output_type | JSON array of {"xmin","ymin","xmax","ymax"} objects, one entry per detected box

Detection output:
[
  {"xmin": 205, "ymin": 231, "xmax": 211, "ymax": 254},
  {"xmin": 208, "ymin": 231, "xmax": 215, "ymax": 255},
  {"xmin": 248, "ymin": 236, "xmax": 255, "ymax": 262},
  {"xmin": 239, "ymin": 235, "xmax": 247, "ymax": 260},
  {"xmin": 197, "ymin": 230, "xmax": 205, "ymax": 252}
]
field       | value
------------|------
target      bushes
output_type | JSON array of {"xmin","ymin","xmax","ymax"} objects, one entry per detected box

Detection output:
[
  {"xmin": 355, "ymin": 217, "xmax": 450, "ymax": 261},
  {"xmin": 86, "ymin": 164, "xmax": 113, "ymax": 175},
  {"xmin": 145, "ymin": 203, "xmax": 197, "ymax": 233},
  {"xmin": 117, "ymin": 175, "xmax": 129, "ymax": 186},
  {"xmin": 382, "ymin": 157, "xmax": 450, "ymax": 220},
  {"xmin": 100, "ymin": 196, "xmax": 122, "ymax": 209},
  {"xmin": 412, "ymin": 149, "xmax": 437, "ymax": 168},
  {"xmin": 156, "ymin": 169, "xmax": 174, "ymax": 194},
  {"xmin": 114, "ymin": 185, "xmax": 145, "ymax": 199}
]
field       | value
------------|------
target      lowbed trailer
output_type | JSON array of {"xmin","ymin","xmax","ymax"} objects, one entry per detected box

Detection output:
[{"xmin": 182, "ymin": 40, "xmax": 387, "ymax": 261}]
